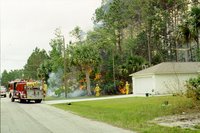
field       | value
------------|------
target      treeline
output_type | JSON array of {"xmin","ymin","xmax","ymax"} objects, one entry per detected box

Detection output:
[{"xmin": 1, "ymin": 0, "xmax": 200, "ymax": 95}]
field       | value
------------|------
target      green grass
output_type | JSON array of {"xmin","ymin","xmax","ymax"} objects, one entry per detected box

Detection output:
[
  {"xmin": 52, "ymin": 96, "xmax": 200, "ymax": 133},
  {"xmin": 194, "ymin": 124, "xmax": 200, "ymax": 129}
]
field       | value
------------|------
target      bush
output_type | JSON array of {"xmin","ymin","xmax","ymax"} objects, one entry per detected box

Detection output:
[
  {"xmin": 55, "ymin": 87, "xmax": 64, "ymax": 97},
  {"xmin": 186, "ymin": 76, "xmax": 200, "ymax": 100}
]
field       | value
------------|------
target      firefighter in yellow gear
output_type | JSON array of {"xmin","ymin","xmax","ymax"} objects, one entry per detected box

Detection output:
[
  {"xmin": 94, "ymin": 84, "xmax": 101, "ymax": 97},
  {"xmin": 125, "ymin": 81, "xmax": 130, "ymax": 95},
  {"xmin": 42, "ymin": 81, "xmax": 48, "ymax": 98},
  {"xmin": 43, "ymin": 83, "xmax": 47, "ymax": 97}
]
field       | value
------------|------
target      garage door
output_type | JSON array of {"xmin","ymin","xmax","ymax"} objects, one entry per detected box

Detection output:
[{"xmin": 134, "ymin": 76, "xmax": 154, "ymax": 94}]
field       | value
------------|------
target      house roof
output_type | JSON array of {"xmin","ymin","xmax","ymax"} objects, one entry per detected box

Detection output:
[{"xmin": 130, "ymin": 62, "xmax": 200, "ymax": 77}]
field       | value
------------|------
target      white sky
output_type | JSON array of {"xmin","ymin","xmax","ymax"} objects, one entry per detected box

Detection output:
[{"xmin": 0, "ymin": 0, "xmax": 101, "ymax": 72}]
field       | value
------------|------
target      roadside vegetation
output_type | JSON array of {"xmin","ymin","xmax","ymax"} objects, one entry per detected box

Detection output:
[
  {"xmin": 45, "ymin": 94, "xmax": 118, "ymax": 101},
  {"xmin": 186, "ymin": 76, "xmax": 200, "ymax": 101},
  {"xmin": 1, "ymin": 1, "xmax": 200, "ymax": 132},
  {"xmin": 53, "ymin": 96, "xmax": 200, "ymax": 133},
  {"xmin": 1, "ymin": 1, "xmax": 200, "ymax": 97},
  {"xmin": 45, "ymin": 95, "xmax": 97, "ymax": 101},
  {"xmin": 45, "ymin": 96, "xmax": 67, "ymax": 101}
]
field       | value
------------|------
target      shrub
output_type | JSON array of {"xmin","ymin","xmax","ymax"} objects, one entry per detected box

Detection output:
[
  {"xmin": 55, "ymin": 87, "xmax": 64, "ymax": 97},
  {"xmin": 185, "ymin": 76, "xmax": 200, "ymax": 100}
]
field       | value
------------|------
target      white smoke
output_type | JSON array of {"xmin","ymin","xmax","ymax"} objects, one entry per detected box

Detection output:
[
  {"xmin": 47, "ymin": 69, "xmax": 63, "ymax": 96},
  {"xmin": 102, "ymin": 0, "xmax": 113, "ymax": 13},
  {"xmin": 67, "ymin": 89, "xmax": 87, "ymax": 98},
  {"xmin": 67, "ymin": 78, "xmax": 87, "ymax": 98},
  {"xmin": 47, "ymin": 69, "xmax": 88, "ymax": 98}
]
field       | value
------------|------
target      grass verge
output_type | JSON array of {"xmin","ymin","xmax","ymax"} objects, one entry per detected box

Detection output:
[
  {"xmin": 45, "ymin": 95, "xmax": 116, "ymax": 101},
  {"xmin": 52, "ymin": 96, "xmax": 200, "ymax": 133}
]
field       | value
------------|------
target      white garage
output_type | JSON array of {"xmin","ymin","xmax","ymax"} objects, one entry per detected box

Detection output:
[{"xmin": 130, "ymin": 62, "xmax": 200, "ymax": 95}]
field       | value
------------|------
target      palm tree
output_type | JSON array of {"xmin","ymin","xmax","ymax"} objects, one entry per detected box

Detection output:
[
  {"xmin": 176, "ymin": 22, "xmax": 193, "ymax": 61},
  {"xmin": 71, "ymin": 43, "xmax": 101, "ymax": 95},
  {"xmin": 190, "ymin": 6, "xmax": 200, "ymax": 60}
]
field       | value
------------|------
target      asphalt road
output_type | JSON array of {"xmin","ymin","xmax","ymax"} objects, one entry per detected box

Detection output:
[{"xmin": 1, "ymin": 97, "xmax": 134, "ymax": 133}]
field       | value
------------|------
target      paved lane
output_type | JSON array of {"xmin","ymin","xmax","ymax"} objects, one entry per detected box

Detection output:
[{"xmin": 1, "ymin": 97, "xmax": 134, "ymax": 133}]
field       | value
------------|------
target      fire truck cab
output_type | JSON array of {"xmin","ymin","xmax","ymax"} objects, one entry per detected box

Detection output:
[{"xmin": 9, "ymin": 80, "xmax": 43, "ymax": 103}]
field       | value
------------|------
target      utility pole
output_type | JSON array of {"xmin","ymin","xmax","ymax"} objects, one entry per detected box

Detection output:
[{"xmin": 63, "ymin": 36, "xmax": 67, "ymax": 98}]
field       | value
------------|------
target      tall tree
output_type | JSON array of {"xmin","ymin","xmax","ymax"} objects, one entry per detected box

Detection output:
[
  {"xmin": 70, "ymin": 43, "xmax": 101, "ymax": 95},
  {"xmin": 24, "ymin": 47, "xmax": 49, "ymax": 80},
  {"xmin": 1, "ymin": 69, "xmax": 23, "ymax": 87},
  {"xmin": 69, "ymin": 26, "xmax": 84, "ymax": 43},
  {"xmin": 87, "ymin": 27, "xmax": 117, "ymax": 93},
  {"xmin": 190, "ymin": 6, "xmax": 200, "ymax": 60},
  {"xmin": 49, "ymin": 28, "xmax": 64, "ymax": 72},
  {"xmin": 176, "ymin": 22, "xmax": 192, "ymax": 61},
  {"xmin": 94, "ymin": 0, "xmax": 129, "ymax": 53},
  {"xmin": 37, "ymin": 60, "xmax": 52, "ymax": 82},
  {"xmin": 1, "ymin": 70, "xmax": 9, "ymax": 87}
]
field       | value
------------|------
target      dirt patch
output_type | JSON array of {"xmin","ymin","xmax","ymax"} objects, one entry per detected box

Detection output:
[{"xmin": 151, "ymin": 113, "xmax": 200, "ymax": 130}]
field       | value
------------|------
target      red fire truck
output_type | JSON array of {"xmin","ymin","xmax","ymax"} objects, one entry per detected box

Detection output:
[{"xmin": 9, "ymin": 80, "xmax": 43, "ymax": 103}]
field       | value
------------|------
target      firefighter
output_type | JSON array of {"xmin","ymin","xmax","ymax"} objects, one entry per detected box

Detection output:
[
  {"xmin": 94, "ymin": 84, "xmax": 101, "ymax": 96},
  {"xmin": 125, "ymin": 81, "xmax": 130, "ymax": 95},
  {"xmin": 43, "ymin": 81, "xmax": 48, "ymax": 98}
]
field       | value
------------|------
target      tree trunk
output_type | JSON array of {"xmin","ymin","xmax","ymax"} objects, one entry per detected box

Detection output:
[
  {"xmin": 85, "ymin": 69, "xmax": 92, "ymax": 96},
  {"xmin": 186, "ymin": 42, "xmax": 190, "ymax": 62},
  {"xmin": 115, "ymin": 29, "xmax": 122, "ymax": 53},
  {"xmin": 196, "ymin": 29, "xmax": 200, "ymax": 61},
  {"xmin": 147, "ymin": 27, "xmax": 152, "ymax": 65},
  {"xmin": 175, "ymin": 42, "xmax": 178, "ymax": 62},
  {"xmin": 174, "ymin": 7, "xmax": 178, "ymax": 62},
  {"xmin": 197, "ymin": 29, "xmax": 199, "ymax": 50},
  {"xmin": 189, "ymin": 43, "xmax": 193, "ymax": 61}
]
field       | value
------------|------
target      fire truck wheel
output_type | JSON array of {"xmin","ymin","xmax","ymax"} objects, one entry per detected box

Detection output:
[
  {"xmin": 19, "ymin": 98, "xmax": 24, "ymax": 103},
  {"xmin": 19, "ymin": 95, "xmax": 25, "ymax": 103},
  {"xmin": 11, "ymin": 97, "xmax": 15, "ymax": 102}
]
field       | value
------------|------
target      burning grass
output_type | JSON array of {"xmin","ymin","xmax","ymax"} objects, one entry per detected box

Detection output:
[{"xmin": 52, "ymin": 96, "xmax": 200, "ymax": 133}]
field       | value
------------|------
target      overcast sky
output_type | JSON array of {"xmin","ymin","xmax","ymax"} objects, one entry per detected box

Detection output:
[{"xmin": 0, "ymin": 0, "xmax": 101, "ymax": 72}]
